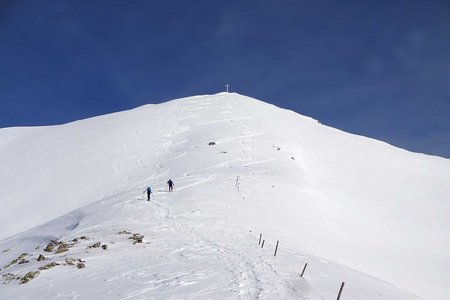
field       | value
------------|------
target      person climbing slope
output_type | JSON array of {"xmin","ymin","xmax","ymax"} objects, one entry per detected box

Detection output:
[
  {"xmin": 167, "ymin": 179, "xmax": 174, "ymax": 192},
  {"xmin": 143, "ymin": 186, "xmax": 152, "ymax": 201}
]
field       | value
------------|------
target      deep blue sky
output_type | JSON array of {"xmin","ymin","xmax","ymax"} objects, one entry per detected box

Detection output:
[{"xmin": 1, "ymin": 1, "xmax": 449, "ymax": 158}]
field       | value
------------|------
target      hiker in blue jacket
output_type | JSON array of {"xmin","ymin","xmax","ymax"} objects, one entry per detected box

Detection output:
[{"xmin": 143, "ymin": 186, "xmax": 152, "ymax": 201}]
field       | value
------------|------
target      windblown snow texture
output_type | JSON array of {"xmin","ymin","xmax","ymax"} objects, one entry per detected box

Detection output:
[{"xmin": 0, "ymin": 93, "xmax": 449, "ymax": 299}]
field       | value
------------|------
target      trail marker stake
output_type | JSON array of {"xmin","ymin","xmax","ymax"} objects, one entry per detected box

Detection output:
[
  {"xmin": 258, "ymin": 233, "xmax": 262, "ymax": 246},
  {"xmin": 300, "ymin": 263, "xmax": 308, "ymax": 277},
  {"xmin": 274, "ymin": 240, "xmax": 279, "ymax": 256},
  {"xmin": 261, "ymin": 240, "xmax": 265, "ymax": 248},
  {"xmin": 336, "ymin": 282, "xmax": 345, "ymax": 300}
]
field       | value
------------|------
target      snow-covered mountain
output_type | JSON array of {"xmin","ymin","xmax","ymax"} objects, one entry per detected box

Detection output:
[{"xmin": 0, "ymin": 93, "xmax": 449, "ymax": 299}]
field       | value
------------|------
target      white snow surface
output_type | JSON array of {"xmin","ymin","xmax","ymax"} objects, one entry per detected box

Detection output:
[{"xmin": 0, "ymin": 93, "xmax": 449, "ymax": 299}]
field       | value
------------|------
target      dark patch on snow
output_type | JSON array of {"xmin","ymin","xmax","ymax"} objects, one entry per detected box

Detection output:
[{"xmin": 87, "ymin": 242, "xmax": 101, "ymax": 249}]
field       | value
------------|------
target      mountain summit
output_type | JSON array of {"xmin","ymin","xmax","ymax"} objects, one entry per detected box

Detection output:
[{"xmin": 1, "ymin": 93, "xmax": 449, "ymax": 299}]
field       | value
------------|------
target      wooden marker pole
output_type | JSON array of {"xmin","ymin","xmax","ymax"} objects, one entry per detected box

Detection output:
[
  {"xmin": 274, "ymin": 240, "xmax": 279, "ymax": 256},
  {"xmin": 336, "ymin": 282, "xmax": 345, "ymax": 300},
  {"xmin": 300, "ymin": 263, "xmax": 308, "ymax": 277},
  {"xmin": 258, "ymin": 233, "xmax": 262, "ymax": 245},
  {"xmin": 261, "ymin": 240, "xmax": 265, "ymax": 248}
]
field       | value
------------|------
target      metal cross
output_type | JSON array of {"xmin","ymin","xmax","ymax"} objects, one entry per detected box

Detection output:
[{"xmin": 225, "ymin": 84, "xmax": 230, "ymax": 93}]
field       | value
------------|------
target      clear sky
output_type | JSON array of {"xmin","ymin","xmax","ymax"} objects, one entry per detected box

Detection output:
[{"xmin": 1, "ymin": 0, "xmax": 449, "ymax": 158}]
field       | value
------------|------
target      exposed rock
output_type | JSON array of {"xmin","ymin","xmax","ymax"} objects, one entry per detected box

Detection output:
[
  {"xmin": 55, "ymin": 243, "xmax": 70, "ymax": 254},
  {"xmin": 37, "ymin": 254, "xmax": 46, "ymax": 261},
  {"xmin": 129, "ymin": 234, "xmax": 144, "ymax": 244},
  {"xmin": 208, "ymin": 141, "xmax": 216, "ymax": 146},
  {"xmin": 79, "ymin": 236, "xmax": 88, "ymax": 240},
  {"xmin": 18, "ymin": 259, "xmax": 29, "ymax": 264},
  {"xmin": 88, "ymin": 242, "xmax": 101, "ymax": 249},
  {"xmin": 20, "ymin": 271, "xmax": 40, "ymax": 284},
  {"xmin": 3, "ymin": 253, "xmax": 28, "ymax": 269},
  {"xmin": 39, "ymin": 262, "xmax": 59, "ymax": 270},
  {"xmin": 101, "ymin": 244, "xmax": 108, "ymax": 250},
  {"xmin": 44, "ymin": 242, "xmax": 56, "ymax": 252},
  {"xmin": 65, "ymin": 258, "xmax": 85, "ymax": 269},
  {"xmin": 2, "ymin": 273, "xmax": 20, "ymax": 283},
  {"xmin": 118, "ymin": 230, "xmax": 131, "ymax": 235}
]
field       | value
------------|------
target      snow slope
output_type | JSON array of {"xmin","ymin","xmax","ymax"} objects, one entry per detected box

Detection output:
[{"xmin": 0, "ymin": 93, "xmax": 449, "ymax": 299}]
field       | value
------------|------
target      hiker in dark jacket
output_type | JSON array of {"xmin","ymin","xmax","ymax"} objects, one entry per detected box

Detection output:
[
  {"xmin": 143, "ymin": 186, "xmax": 152, "ymax": 201},
  {"xmin": 167, "ymin": 179, "xmax": 174, "ymax": 192}
]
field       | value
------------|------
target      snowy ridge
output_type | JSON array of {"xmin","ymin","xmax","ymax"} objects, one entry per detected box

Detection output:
[{"xmin": 0, "ymin": 93, "xmax": 449, "ymax": 299}]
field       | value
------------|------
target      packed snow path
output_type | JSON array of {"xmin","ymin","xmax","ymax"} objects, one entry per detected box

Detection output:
[{"xmin": 1, "ymin": 93, "xmax": 449, "ymax": 299}]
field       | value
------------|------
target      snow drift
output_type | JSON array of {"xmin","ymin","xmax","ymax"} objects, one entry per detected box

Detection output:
[{"xmin": 0, "ymin": 93, "xmax": 449, "ymax": 299}]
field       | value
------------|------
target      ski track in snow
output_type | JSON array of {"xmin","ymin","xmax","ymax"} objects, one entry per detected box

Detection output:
[
  {"xmin": 196, "ymin": 117, "xmax": 254, "ymax": 126},
  {"xmin": 241, "ymin": 158, "xmax": 276, "ymax": 167}
]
